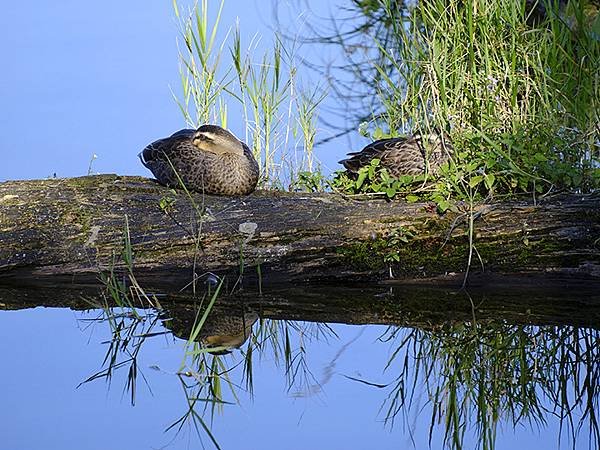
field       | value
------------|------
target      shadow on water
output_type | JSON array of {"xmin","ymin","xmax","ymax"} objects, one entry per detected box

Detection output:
[{"xmin": 1, "ymin": 282, "xmax": 599, "ymax": 449}]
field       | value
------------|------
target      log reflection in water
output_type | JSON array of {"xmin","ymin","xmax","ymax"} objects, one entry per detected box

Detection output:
[{"xmin": 1, "ymin": 281, "xmax": 599, "ymax": 329}]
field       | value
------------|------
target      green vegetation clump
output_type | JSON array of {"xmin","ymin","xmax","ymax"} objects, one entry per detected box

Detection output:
[
  {"xmin": 327, "ymin": 0, "xmax": 600, "ymax": 206},
  {"xmin": 172, "ymin": 0, "xmax": 599, "ymax": 205}
]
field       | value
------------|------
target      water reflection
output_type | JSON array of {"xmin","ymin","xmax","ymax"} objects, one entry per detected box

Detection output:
[
  {"xmin": 0, "ymin": 284, "xmax": 598, "ymax": 449},
  {"xmin": 379, "ymin": 324, "xmax": 599, "ymax": 448}
]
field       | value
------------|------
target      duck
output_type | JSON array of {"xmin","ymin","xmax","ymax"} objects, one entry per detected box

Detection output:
[
  {"xmin": 339, "ymin": 132, "xmax": 452, "ymax": 178},
  {"xmin": 139, "ymin": 125, "xmax": 259, "ymax": 195}
]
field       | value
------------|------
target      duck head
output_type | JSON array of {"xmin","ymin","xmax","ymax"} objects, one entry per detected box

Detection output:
[{"xmin": 192, "ymin": 124, "xmax": 244, "ymax": 156}]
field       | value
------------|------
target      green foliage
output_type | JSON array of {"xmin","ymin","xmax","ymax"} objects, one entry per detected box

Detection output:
[
  {"xmin": 332, "ymin": 158, "xmax": 433, "ymax": 199},
  {"xmin": 453, "ymin": 124, "xmax": 600, "ymax": 195},
  {"xmin": 290, "ymin": 170, "xmax": 329, "ymax": 192},
  {"xmin": 333, "ymin": 121, "xmax": 599, "ymax": 211},
  {"xmin": 334, "ymin": 0, "xmax": 600, "ymax": 204},
  {"xmin": 159, "ymin": 189, "xmax": 178, "ymax": 213},
  {"xmin": 382, "ymin": 226, "xmax": 415, "ymax": 262}
]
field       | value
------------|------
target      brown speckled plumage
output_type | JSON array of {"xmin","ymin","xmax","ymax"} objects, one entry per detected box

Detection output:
[
  {"xmin": 339, "ymin": 133, "xmax": 452, "ymax": 178},
  {"xmin": 164, "ymin": 308, "xmax": 258, "ymax": 355},
  {"xmin": 201, "ymin": 312, "xmax": 258, "ymax": 355},
  {"xmin": 139, "ymin": 125, "xmax": 259, "ymax": 195}
]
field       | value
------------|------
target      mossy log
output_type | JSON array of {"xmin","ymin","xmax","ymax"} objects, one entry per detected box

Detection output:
[{"xmin": 0, "ymin": 175, "xmax": 599, "ymax": 288}]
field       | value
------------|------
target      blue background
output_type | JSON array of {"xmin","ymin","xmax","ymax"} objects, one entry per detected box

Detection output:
[{"xmin": 0, "ymin": 1, "xmax": 352, "ymax": 182}]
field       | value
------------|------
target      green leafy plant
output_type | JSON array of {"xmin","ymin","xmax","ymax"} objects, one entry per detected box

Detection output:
[
  {"xmin": 382, "ymin": 226, "xmax": 416, "ymax": 263},
  {"xmin": 159, "ymin": 190, "xmax": 177, "ymax": 213},
  {"xmin": 332, "ymin": 154, "xmax": 454, "ymax": 211},
  {"xmin": 290, "ymin": 169, "xmax": 329, "ymax": 192},
  {"xmin": 315, "ymin": 0, "xmax": 599, "ymax": 205}
]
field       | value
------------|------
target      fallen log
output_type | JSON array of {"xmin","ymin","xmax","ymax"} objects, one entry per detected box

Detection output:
[{"xmin": 0, "ymin": 174, "xmax": 599, "ymax": 288}]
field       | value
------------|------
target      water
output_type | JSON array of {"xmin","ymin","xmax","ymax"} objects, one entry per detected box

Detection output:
[{"xmin": 0, "ymin": 285, "xmax": 598, "ymax": 450}]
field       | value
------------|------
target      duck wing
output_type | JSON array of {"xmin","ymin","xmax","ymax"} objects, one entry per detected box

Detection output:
[{"xmin": 138, "ymin": 129, "xmax": 196, "ymax": 168}]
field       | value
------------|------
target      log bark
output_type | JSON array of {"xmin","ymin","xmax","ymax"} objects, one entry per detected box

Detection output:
[{"xmin": 0, "ymin": 174, "xmax": 599, "ymax": 288}]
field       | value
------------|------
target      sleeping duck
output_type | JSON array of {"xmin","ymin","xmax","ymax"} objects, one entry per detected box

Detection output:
[
  {"xmin": 339, "ymin": 133, "xmax": 452, "ymax": 178},
  {"xmin": 139, "ymin": 125, "xmax": 259, "ymax": 195}
]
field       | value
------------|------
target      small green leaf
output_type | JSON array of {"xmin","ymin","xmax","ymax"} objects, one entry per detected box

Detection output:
[
  {"xmin": 484, "ymin": 173, "xmax": 495, "ymax": 190},
  {"xmin": 405, "ymin": 194, "xmax": 419, "ymax": 203},
  {"xmin": 436, "ymin": 199, "xmax": 451, "ymax": 212},
  {"xmin": 469, "ymin": 175, "xmax": 484, "ymax": 188},
  {"xmin": 356, "ymin": 170, "xmax": 368, "ymax": 189},
  {"xmin": 466, "ymin": 162, "xmax": 479, "ymax": 172},
  {"xmin": 373, "ymin": 127, "xmax": 385, "ymax": 140}
]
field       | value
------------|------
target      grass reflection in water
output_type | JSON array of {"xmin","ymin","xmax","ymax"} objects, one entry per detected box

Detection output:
[
  {"xmin": 378, "ymin": 323, "xmax": 599, "ymax": 449},
  {"xmin": 80, "ymin": 283, "xmax": 599, "ymax": 450}
]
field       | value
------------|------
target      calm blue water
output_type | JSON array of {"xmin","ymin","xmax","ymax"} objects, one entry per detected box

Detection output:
[{"xmin": 0, "ymin": 306, "xmax": 591, "ymax": 450}]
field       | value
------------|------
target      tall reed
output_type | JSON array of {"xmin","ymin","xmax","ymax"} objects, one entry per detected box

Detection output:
[{"xmin": 173, "ymin": 0, "xmax": 325, "ymax": 189}]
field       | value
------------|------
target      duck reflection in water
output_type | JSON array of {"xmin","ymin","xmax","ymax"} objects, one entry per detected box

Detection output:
[
  {"xmin": 165, "ymin": 308, "xmax": 258, "ymax": 355},
  {"xmin": 200, "ymin": 312, "xmax": 258, "ymax": 355}
]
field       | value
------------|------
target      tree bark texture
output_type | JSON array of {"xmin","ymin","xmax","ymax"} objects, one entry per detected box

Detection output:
[{"xmin": 0, "ymin": 175, "xmax": 599, "ymax": 288}]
